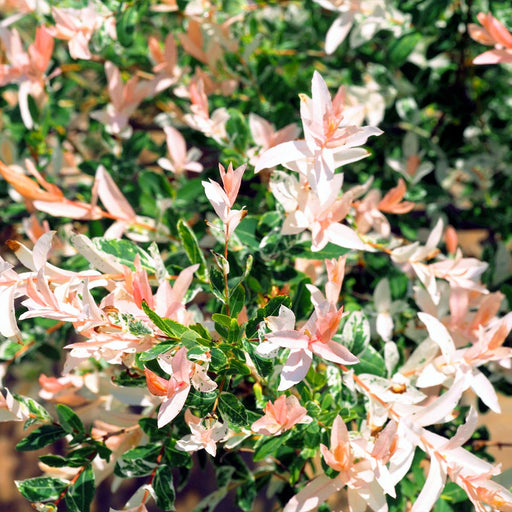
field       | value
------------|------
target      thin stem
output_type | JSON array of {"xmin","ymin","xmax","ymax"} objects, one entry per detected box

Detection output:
[
  {"xmin": 224, "ymin": 227, "xmax": 230, "ymax": 317},
  {"xmin": 211, "ymin": 376, "xmax": 227, "ymax": 415}
]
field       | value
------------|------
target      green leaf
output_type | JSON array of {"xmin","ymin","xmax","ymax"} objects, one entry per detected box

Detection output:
[
  {"xmin": 13, "ymin": 394, "xmax": 52, "ymax": 425},
  {"xmin": 153, "ymin": 464, "xmax": 176, "ymax": 511},
  {"xmin": 209, "ymin": 266, "xmax": 226, "ymax": 303},
  {"xmin": 111, "ymin": 368, "xmax": 147, "ymax": 387},
  {"xmin": 289, "ymin": 453, "xmax": 309, "ymax": 485},
  {"xmin": 307, "ymin": 364, "xmax": 327, "ymax": 389},
  {"xmin": 92, "ymin": 440, "xmax": 112, "ymax": 462},
  {"xmin": 141, "ymin": 301, "xmax": 197, "ymax": 341},
  {"xmin": 66, "ymin": 446, "xmax": 99, "ymax": 467},
  {"xmin": 253, "ymin": 434, "xmax": 289, "ymax": 461},
  {"xmin": 228, "ymin": 318, "xmax": 241, "ymax": 343},
  {"xmin": 191, "ymin": 487, "xmax": 228, "ymax": 512},
  {"xmin": 115, "ymin": 443, "xmax": 161, "ymax": 478},
  {"xmin": 56, "ymin": 404, "xmax": 85, "ymax": 437},
  {"xmin": 136, "ymin": 341, "xmax": 176, "ymax": 363},
  {"xmin": 65, "ymin": 465, "xmax": 95, "ymax": 512},
  {"xmin": 226, "ymin": 109, "xmax": 249, "ymax": 151},
  {"xmin": 174, "ymin": 177, "xmax": 204, "ymax": 209},
  {"xmin": 177, "ymin": 219, "xmax": 208, "ymax": 280},
  {"xmin": 116, "ymin": 5, "xmax": 138, "ymax": 47},
  {"xmin": 433, "ymin": 501, "xmax": 453, "ymax": 512},
  {"xmin": 16, "ymin": 424, "xmax": 67, "ymax": 451},
  {"xmin": 235, "ymin": 476, "xmax": 256, "ymax": 511},
  {"xmin": 289, "ymin": 241, "xmax": 349, "ymax": 260},
  {"xmin": 38, "ymin": 455, "xmax": 70, "ymax": 468},
  {"xmin": 341, "ymin": 310, "xmax": 370, "ymax": 355},
  {"xmin": 212, "ymin": 250, "xmax": 230, "ymax": 275},
  {"xmin": 439, "ymin": 482, "xmax": 469, "ymax": 503},
  {"xmin": 0, "ymin": 340, "xmax": 23, "ymax": 360},
  {"xmin": 221, "ymin": 452, "xmax": 252, "ymax": 481},
  {"xmin": 218, "ymin": 392, "xmax": 248, "ymax": 426},
  {"xmin": 242, "ymin": 339, "xmax": 273, "ymax": 378},
  {"xmin": 216, "ymin": 465, "xmax": 235, "ymax": 487},
  {"xmin": 139, "ymin": 418, "xmax": 170, "ymax": 442},
  {"xmin": 228, "ymin": 255, "xmax": 253, "ymax": 292},
  {"xmin": 226, "ymin": 357, "xmax": 251, "ymax": 377},
  {"xmin": 416, "ymin": 0, "xmax": 451, "ymax": 26},
  {"xmin": 210, "ymin": 346, "xmax": 229, "ymax": 372},
  {"xmin": 229, "ymin": 284, "xmax": 245, "ymax": 319},
  {"xmin": 163, "ymin": 445, "xmax": 193, "ymax": 469},
  {"xmin": 246, "ymin": 295, "xmax": 292, "ymax": 338},
  {"xmin": 354, "ymin": 345, "xmax": 386, "ymax": 376},
  {"xmin": 233, "ymin": 216, "xmax": 260, "ymax": 251},
  {"xmin": 16, "ymin": 476, "xmax": 68, "ymax": 502},
  {"xmin": 212, "ymin": 313, "xmax": 231, "ymax": 338},
  {"xmin": 93, "ymin": 238, "xmax": 154, "ymax": 272},
  {"xmin": 389, "ymin": 273, "xmax": 409, "ymax": 300},
  {"xmin": 187, "ymin": 389, "xmax": 217, "ymax": 416},
  {"xmin": 388, "ymin": 32, "xmax": 422, "ymax": 66}
]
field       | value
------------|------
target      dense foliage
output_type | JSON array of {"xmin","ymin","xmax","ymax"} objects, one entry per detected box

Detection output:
[{"xmin": 1, "ymin": 1, "xmax": 512, "ymax": 511}]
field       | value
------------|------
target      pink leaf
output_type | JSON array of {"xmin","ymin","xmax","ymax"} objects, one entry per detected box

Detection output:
[{"xmin": 95, "ymin": 165, "xmax": 136, "ymax": 221}]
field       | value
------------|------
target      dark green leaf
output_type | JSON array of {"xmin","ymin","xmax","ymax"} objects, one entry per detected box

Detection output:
[
  {"xmin": 388, "ymin": 32, "xmax": 422, "ymax": 66},
  {"xmin": 226, "ymin": 109, "xmax": 249, "ymax": 151},
  {"xmin": 136, "ymin": 341, "xmax": 176, "ymax": 363},
  {"xmin": 111, "ymin": 369, "xmax": 147, "ymax": 387},
  {"xmin": 289, "ymin": 241, "xmax": 349, "ymax": 260},
  {"xmin": 94, "ymin": 441, "xmax": 112, "ymax": 462},
  {"xmin": 141, "ymin": 301, "xmax": 200, "ymax": 345},
  {"xmin": 253, "ymin": 434, "xmax": 288, "ymax": 462},
  {"xmin": 216, "ymin": 465, "xmax": 235, "ymax": 488},
  {"xmin": 187, "ymin": 388, "xmax": 217, "ymax": 415},
  {"xmin": 220, "ymin": 452, "xmax": 252, "ymax": 481},
  {"xmin": 16, "ymin": 424, "xmax": 67, "ymax": 451},
  {"xmin": 56, "ymin": 404, "xmax": 85, "ymax": 437},
  {"xmin": 163, "ymin": 445, "xmax": 193, "ymax": 469},
  {"xmin": 228, "ymin": 255, "xmax": 253, "ymax": 292},
  {"xmin": 115, "ymin": 443, "xmax": 161, "ymax": 478},
  {"xmin": 16, "ymin": 476, "xmax": 68, "ymax": 502},
  {"xmin": 235, "ymin": 476, "xmax": 256, "ymax": 511},
  {"xmin": 210, "ymin": 347, "xmax": 228, "ymax": 372},
  {"xmin": 66, "ymin": 446, "xmax": 99, "ymax": 467},
  {"xmin": 65, "ymin": 465, "xmax": 95, "ymax": 512},
  {"xmin": 209, "ymin": 266, "xmax": 226, "ymax": 303},
  {"xmin": 242, "ymin": 339, "xmax": 273, "ymax": 378},
  {"xmin": 153, "ymin": 464, "xmax": 175, "ymax": 511},
  {"xmin": 116, "ymin": 5, "xmax": 138, "ymax": 47},
  {"xmin": 218, "ymin": 392, "xmax": 248, "ymax": 426},
  {"xmin": 289, "ymin": 453, "xmax": 308, "ymax": 485},
  {"xmin": 39, "ymin": 455, "xmax": 70, "ymax": 468},
  {"xmin": 139, "ymin": 418, "xmax": 170, "ymax": 441},
  {"xmin": 229, "ymin": 284, "xmax": 245, "ymax": 318},
  {"xmin": 234, "ymin": 216, "xmax": 259, "ymax": 251},
  {"xmin": 226, "ymin": 357, "xmax": 251, "ymax": 377},
  {"xmin": 177, "ymin": 219, "xmax": 207, "ymax": 280}
]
